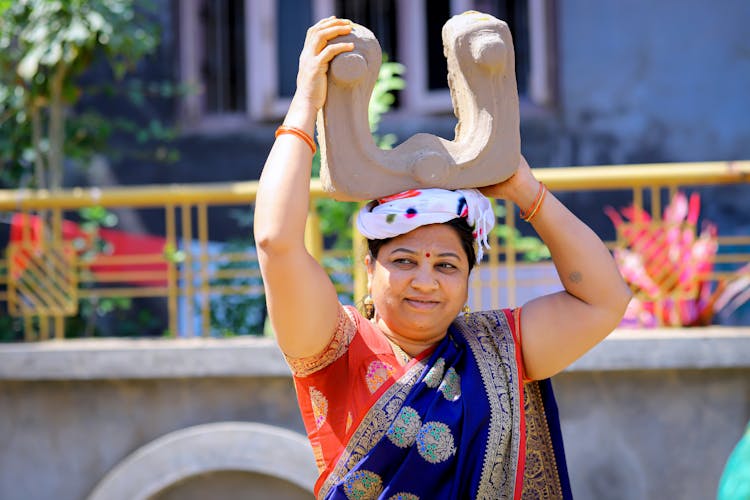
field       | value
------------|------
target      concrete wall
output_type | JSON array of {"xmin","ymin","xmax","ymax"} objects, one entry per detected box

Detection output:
[
  {"xmin": 0, "ymin": 339, "xmax": 310, "ymax": 500},
  {"xmin": 557, "ymin": 368, "xmax": 748, "ymax": 500},
  {"xmin": 0, "ymin": 377, "xmax": 307, "ymax": 500},
  {"xmin": 1, "ymin": 329, "xmax": 749, "ymax": 500},
  {"xmin": 558, "ymin": 327, "xmax": 750, "ymax": 499}
]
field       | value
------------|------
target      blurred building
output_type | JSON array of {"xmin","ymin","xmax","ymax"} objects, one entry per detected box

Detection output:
[
  {"xmin": 75, "ymin": 0, "xmax": 750, "ymax": 187},
  {"xmin": 62, "ymin": 0, "xmax": 750, "ymax": 272}
]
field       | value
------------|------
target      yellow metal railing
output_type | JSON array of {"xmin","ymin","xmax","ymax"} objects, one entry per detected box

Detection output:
[{"xmin": 0, "ymin": 161, "xmax": 748, "ymax": 340}]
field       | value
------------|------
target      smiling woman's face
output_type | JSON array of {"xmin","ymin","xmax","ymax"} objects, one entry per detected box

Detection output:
[{"xmin": 366, "ymin": 223, "xmax": 470, "ymax": 350}]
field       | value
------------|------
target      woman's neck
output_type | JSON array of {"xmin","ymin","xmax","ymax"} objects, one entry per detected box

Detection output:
[{"xmin": 374, "ymin": 318, "xmax": 446, "ymax": 358}]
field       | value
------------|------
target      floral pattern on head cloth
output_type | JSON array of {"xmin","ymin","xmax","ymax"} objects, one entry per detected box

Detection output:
[{"xmin": 356, "ymin": 188, "xmax": 495, "ymax": 264}]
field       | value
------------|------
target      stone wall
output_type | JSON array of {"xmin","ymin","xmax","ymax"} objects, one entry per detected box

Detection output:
[
  {"xmin": 559, "ymin": 328, "xmax": 750, "ymax": 499},
  {"xmin": 0, "ymin": 338, "xmax": 310, "ymax": 500}
]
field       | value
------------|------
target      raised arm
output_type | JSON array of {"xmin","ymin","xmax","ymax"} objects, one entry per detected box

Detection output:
[
  {"xmin": 480, "ymin": 157, "xmax": 632, "ymax": 380},
  {"xmin": 254, "ymin": 17, "xmax": 353, "ymax": 358}
]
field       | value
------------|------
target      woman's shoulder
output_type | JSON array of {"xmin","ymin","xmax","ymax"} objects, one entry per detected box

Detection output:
[
  {"xmin": 285, "ymin": 304, "xmax": 392, "ymax": 377},
  {"xmin": 285, "ymin": 303, "xmax": 360, "ymax": 377}
]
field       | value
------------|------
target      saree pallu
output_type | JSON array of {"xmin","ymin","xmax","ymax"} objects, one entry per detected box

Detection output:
[{"xmin": 318, "ymin": 310, "xmax": 572, "ymax": 499}]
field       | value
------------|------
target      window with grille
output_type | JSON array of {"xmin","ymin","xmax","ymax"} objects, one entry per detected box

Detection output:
[
  {"xmin": 198, "ymin": 0, "xmax": 247, "ymax": 114},
  {"xmin": 178, "ymin": 0, "xmax": 553, "ymax": 124}
]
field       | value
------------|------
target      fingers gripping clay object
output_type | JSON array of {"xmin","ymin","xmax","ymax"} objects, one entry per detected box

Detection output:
[{"xmin": 316, "ymin": 11, "xmax": 520, "ymax": 201}]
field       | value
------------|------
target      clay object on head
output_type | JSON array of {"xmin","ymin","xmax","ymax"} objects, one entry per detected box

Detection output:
[{"xmin": 316, "ymin": 10, "xmax": 520, "ymax": 201}]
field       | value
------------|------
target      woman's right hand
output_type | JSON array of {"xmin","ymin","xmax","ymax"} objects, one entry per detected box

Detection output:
[{"xmin": 294, "ymin": 17, "xmax": 354, "ymax": 112}]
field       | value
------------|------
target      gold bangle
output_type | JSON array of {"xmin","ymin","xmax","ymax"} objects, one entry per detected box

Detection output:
[
  {"xmin": 275, "ymin": 125, "xmax": 316, "ymax": 154},
  {"xmin": 519, "ymin": 182, "xmax": 545, "ymax": 221}
]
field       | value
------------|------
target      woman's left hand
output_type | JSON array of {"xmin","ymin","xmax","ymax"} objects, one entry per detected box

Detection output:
[
  {"xmin": 479, "ymin": 155, "xmax": 540, "ymax": 210},
  {"xmin": 481, "ymin": 156, "xmax": 632, "ymax": 381}
]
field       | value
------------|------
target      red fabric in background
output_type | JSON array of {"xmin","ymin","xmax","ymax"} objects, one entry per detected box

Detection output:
[{"xmin": 9, "ymin": 213, "xmax": 167, "ymax": 286}]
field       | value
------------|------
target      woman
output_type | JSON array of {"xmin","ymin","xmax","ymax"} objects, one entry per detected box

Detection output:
[{"xmin": 255, "ymin": 17, "xmax": 632, "ymax": 499}]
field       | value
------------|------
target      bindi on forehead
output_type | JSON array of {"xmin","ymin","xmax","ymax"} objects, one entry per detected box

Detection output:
[{"xmin": 425, "ymin": 252, "xmax": 431, "ymax": 258}]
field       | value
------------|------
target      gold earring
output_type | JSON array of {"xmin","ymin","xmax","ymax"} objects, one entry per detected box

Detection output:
[
  {"xmin": 363, "ymin": 295, "xmax": 375, "ymax": 320},
  {"xmin": 462, "ymin": 304, "xmax": 471, "ymax": 314}
]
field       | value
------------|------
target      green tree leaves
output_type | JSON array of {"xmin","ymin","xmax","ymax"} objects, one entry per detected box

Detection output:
[{"xmin": 0, "ymin": 0, "xmax": 162, "ymax": 189}]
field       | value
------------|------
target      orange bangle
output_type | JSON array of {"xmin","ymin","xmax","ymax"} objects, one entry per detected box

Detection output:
[
  {"xmin": 521, "ymin": 182, "xmax": 544, "ymax": 220},
  {"xmin": 275, "ymin": 125, "xmax": 316, "ymax": 154},
  {"xmin": 520, "ymin": 182, "xmax": 547, "ymax": 222},
  {"xmin": 524, "ymin": 185, "xmax": 547, "ymax": 222}
]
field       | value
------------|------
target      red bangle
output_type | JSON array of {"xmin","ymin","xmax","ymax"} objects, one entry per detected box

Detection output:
[
  {"xmin": 519, "ymin": 182, "xmax": 547, "ymax": 222},
  {"xmin": 275, "ymin": 125, "xmax": 316, "ymax": 154}
]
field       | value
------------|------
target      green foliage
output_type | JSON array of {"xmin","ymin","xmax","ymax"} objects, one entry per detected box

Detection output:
[
  {"xmin": 69, "ymin": 205, "xmax": 159, "ymax": 337},
  {"xmin": 368, "ymin": 57, "xmax": 406, "ymax": 148},
  {"xmin": 0, "ymin": 317, "xmax": 22, "ymax": 342},
  {"xmin": 0, "ymin": 258, "xmax": 22, "ymax": 341},
  {"xmin": 206, "ymin": 209, "xmax": 267, "ymax": 336},
  {"xmin": 0, "ymin": 0, "xmax": 176, "ymax": 189},
  {"xmin": 2, "ymin": 0, "xmax": 158, "ymax": 82},
  {"xmin": 163, "ymin": 243, "xmax": 186, "ymax": 264},
  {"xmin": 208, "ymin": 240, "xmax": 266, "ymax": 337},
  {"xmin": 0, "ymin": 1, "xmax": 175, "ymax": 338},
  {"xmin": 492, "ymin": 204, "xmax": 550, "ymax": 262},
  {"xmin": 74, "ymin": 205, "xmax": 118, "ymax": 256},
  {"xmin": 64, "ymin": 301, "xmax": 160, "ymax": 338}
]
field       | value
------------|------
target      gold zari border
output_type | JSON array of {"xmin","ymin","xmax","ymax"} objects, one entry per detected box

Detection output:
[
  {"xmin": 285, "ymin": 304, "xmax": 357, "ymax": 377},
  {"xmin": 457, "ymin": 311, "xmax": 521, "ymax": 499},
  {"xmin": 521, "ymin": 382, "xmax": 564, "ymax": 499}
]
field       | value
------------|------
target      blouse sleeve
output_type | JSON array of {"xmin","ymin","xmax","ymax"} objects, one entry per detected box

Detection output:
[{"xmin": 283, "ymin": 303, "xmax": 358, "ymax": 377}]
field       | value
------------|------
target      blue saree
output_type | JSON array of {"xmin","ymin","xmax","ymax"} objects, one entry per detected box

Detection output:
[{"xmin": 318, "ymin": 310, "xmax": 572, "ymax": 499}]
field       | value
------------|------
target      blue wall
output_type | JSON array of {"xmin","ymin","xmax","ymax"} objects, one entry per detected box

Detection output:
[{"xmin": 558, "ymin": 0, "xmax": 750, "ymax": 165}]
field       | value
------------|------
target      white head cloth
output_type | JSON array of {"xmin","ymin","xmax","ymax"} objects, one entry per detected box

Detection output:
[{"xmin": 356, "ymin": 188, "xmax": 495, "ymax": 263}]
